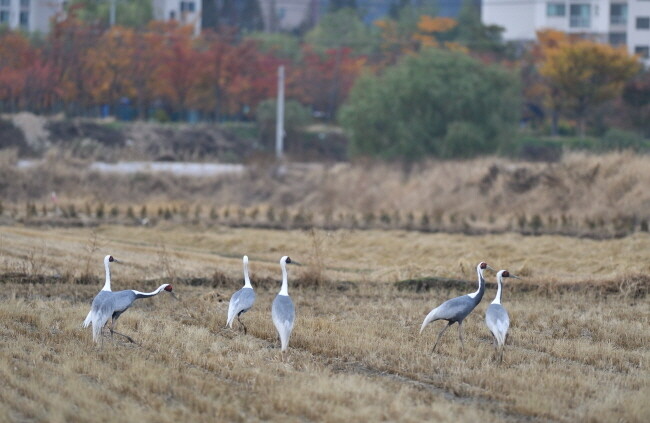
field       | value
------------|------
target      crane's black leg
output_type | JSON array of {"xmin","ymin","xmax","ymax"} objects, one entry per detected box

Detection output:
[
  {"xmin": 109, "ymin": 318, "xmax": 137, "ymax": 344},
  {"xmin": 432, "ymin": 322, "xmax": 453, "ymax": 352},
  {"xmin": 458, "ymin": 322, "xmax": 465, "ymax": 352},
  {"xmin": 237, "ymin": 315, "xmax": 247, "ymax": 335},
  {"xmin": 491, "ymin": 334, "xmax": 499, "ymax": 359}
]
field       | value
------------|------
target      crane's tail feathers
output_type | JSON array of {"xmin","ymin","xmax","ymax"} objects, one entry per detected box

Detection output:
[
  {"xmin": 420, "ymin": 307, "xmax": 440, "ymax": 334},
  {"xmin": 279, "ymin": 334, "xmax": 289, "ymax": 352},
  {"xmin": 495, "ymin": 332, "xmax": 507, "ymax": 347},
  {"xmin": 82, "ymin": 310, "xmax": 93, "ymax": 328},
  {"xmin": 226, "ymin": 308, "xmax": 236, "ymax": 328},
  {"xmin": 277, "ymin": 321, "xmax": 293, "ymax": 352},
  {"xmin": 91, "ymin": 314, "xmax": 110, "ymax": 343}
]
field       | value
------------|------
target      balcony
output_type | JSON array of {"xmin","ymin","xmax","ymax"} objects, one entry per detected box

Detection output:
[
  {"xmin": 570, "ymin": 17, "xmax": 591, "ymax": 28},
  {"xmin": 610, "ymin": 16, "xmax": 627, "ymax": 26}
]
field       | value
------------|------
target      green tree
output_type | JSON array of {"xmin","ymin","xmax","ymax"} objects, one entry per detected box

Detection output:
[
  {"xmin": 245, "ymin": 32, "xmax": 302, "ymax": 61},
  {"xmin": 453, "ymin": 0, "xmax": 505, "ymax": 54},
  {"xmin": 329, "ymin": 0, "xmax": 357, "ymax": 12},
  {"xmin": 304, "ymin": 8, "xmax": 378, "ymax": 55},
  {"xmin": 256, "ymin": 98, "xmax": 312, "ymax": 150},
  {"xmin": 339, "ymin": 48, "xmax": 520, "ymax": 160}
]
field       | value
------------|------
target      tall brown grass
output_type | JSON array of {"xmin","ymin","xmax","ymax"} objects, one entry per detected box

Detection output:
[{"xmin": 1, "ymin": 152, "xmax": 648, "ymax": 216}]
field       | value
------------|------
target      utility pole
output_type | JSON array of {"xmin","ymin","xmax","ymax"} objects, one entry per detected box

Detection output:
[
  {"xmin": 109, "ymin": 0, "xmax": 116, "ymax": 26},
  {"xmin": 275, "ymin": 65, "xmax": 285, "ymax": 160}
]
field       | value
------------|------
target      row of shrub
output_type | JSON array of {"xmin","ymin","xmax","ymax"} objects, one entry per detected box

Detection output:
[
  {"xmin": 517, "ymin": 129, "xmax": 650, "ymax": 162},
  {"xmin": 6, "ymin": 201, "xmax": 649, "ymax": 239}
]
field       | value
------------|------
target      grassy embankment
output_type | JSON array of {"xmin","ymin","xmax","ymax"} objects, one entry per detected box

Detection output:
[{"xmin": 1, "ymin": 151, "xmax": 649, "ymax": 238}]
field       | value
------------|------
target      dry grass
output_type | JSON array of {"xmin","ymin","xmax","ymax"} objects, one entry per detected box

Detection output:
[
  {"xmin": 2, "ymin": 151, "xmax": 650, "ymax": 237},
  {"xmin": 0, "ymin": 225, "xmax": 649, "ymax": 422}
]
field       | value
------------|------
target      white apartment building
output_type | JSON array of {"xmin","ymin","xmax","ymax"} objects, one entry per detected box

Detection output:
[
  {"xmin": 0, "ymin": 0, "xmax": 201, "ymax": 35},
  {"xmin": 0, "ymin": 0, "xmax": 64, "ymax": 33},
  {"xmin": 629, "ymin": 1, "xmax": 650, "ymax": 61},
  {"xmin": 152, "ymin": 0, "xmax": 201, "ymax": 35},
  {"xmin": 482, "ymin": 0, "xmax": 650, "ymax": 65},
  {"xmin": 258, "ymin": 0, "xmax": 317, "ymax": 32}
]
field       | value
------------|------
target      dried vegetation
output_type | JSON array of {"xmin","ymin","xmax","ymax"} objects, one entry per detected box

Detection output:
[
  {"xmin": 0, "ymin": 225, "xmax": 648, "ymax": 422},
  {"xmin": 2, "ymin": 151, "xmax": 650, "ymax": 238}
]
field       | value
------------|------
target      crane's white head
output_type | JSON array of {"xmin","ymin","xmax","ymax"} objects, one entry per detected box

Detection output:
[
  {"xmin": 281, "ymin": 256, "xmax": 292, "ymax": 265},
  {"xmin": 104, "ymin": 255, "xmax": 118, "ymax": 264},
  {"xmin": 163, "ymin": 284, "xmax": 173, "ymax": 292},
  {"xmin": 497, "ymin": 270, "xmax": 519, "ymax": 279},
  {"xmin": 478, "ymin": 262, "xmax": 494, "ymax": 274}
]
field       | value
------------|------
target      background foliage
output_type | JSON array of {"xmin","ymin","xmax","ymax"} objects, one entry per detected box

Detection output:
[
  {"xmin": 0, "ymin": 1, "xmax": 648, "ymax": 160},
  {"xmin": 340, "ymin": 49, "xmax": 520, "ymax": 159}
]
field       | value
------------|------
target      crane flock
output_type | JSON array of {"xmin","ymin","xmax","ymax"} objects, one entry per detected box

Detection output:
[{"xmin": 83, "ymin": 253, "xmax": 518, "ymax": 361}]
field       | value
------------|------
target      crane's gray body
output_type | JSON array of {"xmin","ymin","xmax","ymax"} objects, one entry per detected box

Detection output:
[
  {"xmin": 83, "ymin": 286, "xmax": 168, "ymax": 343},
  {"xmin": 227, "ymin": 287, "xmax": 256, "ymax": 328},
  {"xmin": 485, "ymin": 303, "xmax": 510, "ymax": 347},
  {"xmin": 420, "ymin": 263, "xmax": 489, "ymax": 351},
  {"xmin": 272, "ymin": 294, "xmax": 295, "ymax": 352},
  {"xmin": 427, "ymin": 293, "xmax": 483, "ymax": 325}
]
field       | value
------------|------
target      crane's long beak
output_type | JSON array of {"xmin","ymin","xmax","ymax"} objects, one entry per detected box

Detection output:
[
  {"xmin": 511, "ymin": 274, "xmax": 521, "ymax": 279},
  {"xmin": 290, "ymin": 260, "xmax": 302, "ymax": 266},
  {"xmin": 168, "ymin": 291, "xmax": 179, "ymax": 300},
  {"xmin": 487, "ymin": 265, "xmax": 496, "ymax": 272}
]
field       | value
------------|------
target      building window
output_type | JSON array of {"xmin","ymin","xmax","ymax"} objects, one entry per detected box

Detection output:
[
  {"xmin": 169, "ymin": 10, "xmax": 176, "ymax": 20},
  {"xmin": 0, "ymin": 10, "xmax": 8, "ymax": 23},
  {"xmin": 608, "ymin": 32, "xmax": 626, "ymax": 46},
  {"xmin": 20, "ymin": 0, "xmax": 29, "ymax": 8},
  {"xmin": 19, "ymin": 11, "xmax": 28, "ymax": 27},
  {"xmin": 637, "ymin": 17, "xmax": 650, "ymax": 30},
  {"xmin": 547, "ymin": 3, "xmax": 566, "ymax": 17},
  {"xmin": 570, "ymin": 4, "xmax": 591, "ymax": 28},
  {"xmin": 180, "ymin": 2, "xmax": 195, "ymax": 12},
  {"xmin": 635, "ymin": 46, "xmax": 649, "ymax": 59},
  {"xmin": 610, "ymin": 4, "xmax": 627, "ymax": 25},
  {"xmin": 0, "ymin": 0, "xmax": 9, "ymax": 6}
]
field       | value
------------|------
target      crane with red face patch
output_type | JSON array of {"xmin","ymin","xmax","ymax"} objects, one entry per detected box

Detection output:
[
  {"xmin": 83, "ymin": 255, "xmax": 118, "ymax": 328},
  {"xmin": 272, "ymin": 256, "xmax": 297, "ymax": 355},
  {"xmin": 226, "ymin": 255, "xmax": 256, "ymax": 334},
  {"xmin": 82, "ymin": 263, "xmax": 176, "ymax": 345},
  {"xmin": 420, "ymin": 262, "xmax": 494, "ymax": 352},
  {"xmin": 485, "ymin": 270, "xmax": 519, "ymax": 363}
]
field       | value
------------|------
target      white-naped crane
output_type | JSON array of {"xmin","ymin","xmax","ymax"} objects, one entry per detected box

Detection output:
[
  {"xmin": 226, "ymin": 255, "xmax": 256, "ymax": 334},
  {"xmin": 485, "ymin": 269, "xmax": 519, "ymax": 363},
  {"xmin": 272, "ymin": 256, "xmax": 296, "ymax": 354},
  {"xmin": 83, "ymin": 255, "xmax": 118, "ymax": 324},
  {"xmin": 420, "ymin": 262, "xmax": 494, "ymax": 352},
  {"xmin": 83, "ymin": 278, "xmax": 176, "ymax": 344}
]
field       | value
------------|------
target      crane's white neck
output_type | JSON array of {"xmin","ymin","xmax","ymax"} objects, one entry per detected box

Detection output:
[
  {"xmin": 132, "ymin": 284, "xmax": 168, "ymax": 298},
  {"xmin": 468, "ymin": 266, "xmax": 484, "ymax": 299},
  {"xmin": 279, "ymin": 260, "xmax": 289, "ymax": 296},
  {"xmin": 492, "ymin": 274, "xmax": 503, "ymax": 305},
  {"xmin": 243, "ymin": 256, "xmax": 252, "ymax": 288},
  {"xmin": 101, "ymin": 257, "xmax": 112, "ymax": 291}
]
